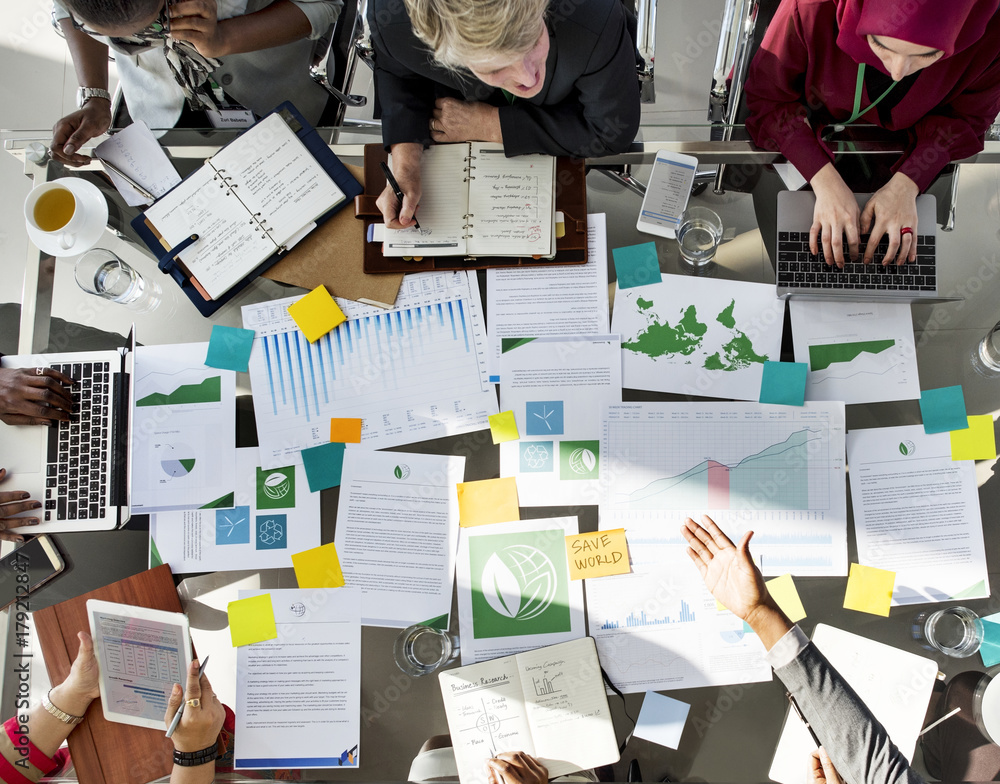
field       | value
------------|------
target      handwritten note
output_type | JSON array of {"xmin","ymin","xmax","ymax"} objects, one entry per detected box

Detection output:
[
  {"xmin": 292, "ymin": 542, "xmax": 346, "ymax": 588},
  {"xmin": 94, "ymin": 120, "xmax": 181, "ymax": 206},
  {"xmin": 228, "ymin": 593, "xmax": 278, "ymax": 647},
  {"xmin": 950, "ymin": 414, "xmax": 997, "ymax": 460},
  {"xmin": 288, "ymin": 286, "xmax": 347, "ymax": 343},
  {"xmin": 457, "ymin": 477, "xmax": 519, "ymax": 527},
  {"xmin": 565, "ymin": 529, "xmax": 630, "ymax": 580},
  {"xmin": 843, "ymin": 563, "xmax": 895, "ymax": 616}
]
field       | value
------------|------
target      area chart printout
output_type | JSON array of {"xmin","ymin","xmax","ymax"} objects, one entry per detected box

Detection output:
[
  {"xmin": 599, "ymin": 402, "xmax": 848, "ymax": 576},
  {"xmin": 586, "ymin": 523, "xmax": 771, "ymax": 693},
  {"xmin": 243, "ymin": 271, "xmax": 497, "ymax": 469},
  {"xmin": 789, "ymin": 300, "xmax": 920, "ymax": 404}
]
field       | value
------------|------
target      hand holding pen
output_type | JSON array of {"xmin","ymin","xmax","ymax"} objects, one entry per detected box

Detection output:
[
  {"xmin": 380, "ymin": 161, "xmax": 421, "ymax": 230},
  {"xmin": 164, "ymin": 656, "xmax": 224, "ymax": 754}
]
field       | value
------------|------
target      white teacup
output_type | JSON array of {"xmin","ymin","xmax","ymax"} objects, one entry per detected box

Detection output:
[{"xmin": 24, "ymin": 181, "xmax": 90, "ymax": 250}]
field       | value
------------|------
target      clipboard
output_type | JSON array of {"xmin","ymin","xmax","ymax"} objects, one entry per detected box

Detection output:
[
  {"xmin": 131, "ymin": 102, "xmax": 364, "ymax": 318},
  {"xmin": 354, "ymin": 143, "xmax": 588, "ymax": 273}
]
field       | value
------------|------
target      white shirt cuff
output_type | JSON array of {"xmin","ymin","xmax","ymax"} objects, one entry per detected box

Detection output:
[
  {"xmin": 288, "ymin": 0, "xmax": 343, "ymax": 39},
  {"xmin": 764, "ymin": 625, "xmax": 809, "ymax": 669}
]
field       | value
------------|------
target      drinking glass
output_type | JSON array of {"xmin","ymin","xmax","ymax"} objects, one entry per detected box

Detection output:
[
  {"xmin": 393, "ymin": 624, "xmax": 460, "ymax": 677},
  {"xmin": 912, "ymin": 606, "xmax": 983, "ymax": 658},
  {"xmin": 677, "ymin": 207, "xmax": 723, "ymax": 267}
]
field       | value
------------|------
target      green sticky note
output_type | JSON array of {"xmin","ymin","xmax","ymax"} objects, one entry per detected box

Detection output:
[
  {"xmin": 919, "ymin": 385, "xmax": 968, "ymax": 434},
  {"xmin": 759, "ymin": 361, "xmax": 807, "ymax": 406},
  {"xmin": 205, "ymin": 325, "xmax": 255, "ymax": 373},
  {"xmin": 291, "ymin": 542, "xmax": 345, "ymax": 588},
  {"xmin": 489, "ymin": 410, "xmax": 520, "ymax": 444},
  {"xmin": 300, "ymin": 441, "xmax": 346, "ymax": 492},
  {"xmin": 227, "ymin": 593, "xmax": 278, "ymax": 647},
  {"xmin": 613, "ymin": 242, "xmax": 661, "ymax": 289},
  {"xmin": 843, "ymin": 563, "xmax": 895, "ymax": 617},
  {"xmin": 950, "ymin": 415, "xmax": 997, "ymax": 461}
]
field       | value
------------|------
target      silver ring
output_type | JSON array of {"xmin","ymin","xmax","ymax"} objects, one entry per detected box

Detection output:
[{"xmin": 35, "ymin": 367, "xmax": 44, "ymax": 376}]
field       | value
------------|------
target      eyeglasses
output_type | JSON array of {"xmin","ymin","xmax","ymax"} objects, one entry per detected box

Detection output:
[{"xmin": 77, "ymin": 0, "xmax": 170, "ymax": 40}]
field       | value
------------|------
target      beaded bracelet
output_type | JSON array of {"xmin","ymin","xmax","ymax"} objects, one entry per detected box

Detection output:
[
  {"xmin": 172, "ymin": 743, "xmax": 218, "ymax": 767},
  {"xmin": 42, "ymin": 689, "xmax": 84, "ymax": 725}
]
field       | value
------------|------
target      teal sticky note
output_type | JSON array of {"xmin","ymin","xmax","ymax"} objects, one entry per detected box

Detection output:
[
  {"xmin": 613, "ymin": 242, "xmax": 661, "ymax": 289},
  {"xmin": 980, "ymin": 618, "xmax": 1000, "ymax": 667},
  {"xmin": 759, "ymin": 361, "xmax": 808, "ymax": 406},
  {"xmin": 300, "ymin": 441, "xmax": 346, "ymax": 493},
  {"xmin": 205, "ymin": 325, "xmax": 256, "ymax": 373},
  {"xmin": 920, "ymin": 385, "xmax": 968, "ymax": 434}
]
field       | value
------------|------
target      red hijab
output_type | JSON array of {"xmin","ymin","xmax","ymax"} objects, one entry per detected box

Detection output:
[{"xmin": 836, "ymin": 0, "xmax": 1000, "ymax": 67}]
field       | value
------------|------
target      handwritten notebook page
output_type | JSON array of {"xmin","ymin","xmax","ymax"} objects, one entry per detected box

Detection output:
[
  {"xmin": 383, "ymin": 143, "xmax": 470, "ymax": 257},
  {"xmin": 143, "ymin": 166, "xmax": 274, "ymax": 299},
  {"xmin": 210, "ymin": 112, "xmax": 345, "ymax": 248},
  {"xmin": 467, "ymin": 144, "xmax": 555, "ymax": 257},
  {"xmin": 94, "ymin": 120, "xmax": 182, "ymax": 206}
]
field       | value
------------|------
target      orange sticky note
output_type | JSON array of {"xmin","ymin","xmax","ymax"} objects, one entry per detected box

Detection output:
[
  {"xmin": 457, "ymin": 477, "xmax": 519, "ymax": 527},
  {"xmin": 330, "ymin": 418, "xmax": 363, "ymax": 443},
  {"xmin": 565, "ymin": 529, "xmax": 630, "ymax": 580},
  {"xmin": 765, "ymin": 574, "xmax": 807, "ymax": 623},
  {"xmin": 950, "ymin": 415, "xmax": 997, "ymax": 461},
  {"xmin": 287, "ymin": 285, "xmax": 346, "ymax": 343},
  {"xmin": 227, "ymin": 593, "xmax": 278, "ymax": 647},
  {"xmin": 489, "ymin": 410, "xmax": 520, "ymax": 444},
  {"xmin": 843, "ymin": 563, "xmax": 895, "ymax": 617},
  {"xmin": 291, "ymin": 542, "xmax": 346, "ymax": 588}
]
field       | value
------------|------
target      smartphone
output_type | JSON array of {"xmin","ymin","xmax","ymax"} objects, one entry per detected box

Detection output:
[
  {"xmin": 0, "ymin": 536, "xmax": 65, "ymax": 612},
  {"xmin": 635, "ymin": 150, "xmax": 699, "ymax": 239}
]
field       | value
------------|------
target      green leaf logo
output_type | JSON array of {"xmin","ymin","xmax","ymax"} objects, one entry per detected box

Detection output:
[
  {"xmin": 393, "ymin": 464, "xmax": 410, "ymax": 480},
  {"xmin": 899, "ymin": 440, "xmax": 916, "ymax": 456},
  {"xmin": 899, "ymin": 442, "xmax": 908, "ymax": 455}
]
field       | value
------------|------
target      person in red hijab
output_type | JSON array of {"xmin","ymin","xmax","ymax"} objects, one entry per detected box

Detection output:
[{"xmin": 745, "ymin": 0, "xmax": 1000, "ymax": 267}]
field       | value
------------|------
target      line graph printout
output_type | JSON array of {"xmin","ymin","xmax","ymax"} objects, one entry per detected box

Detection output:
[
  {"xmin": 243, "ymin": 271, "xmax": 497, "ymax": 469},
  {"xmin": 789, "ymin": 300, "xmax": 919, "ymax": 404},
  {"xmin": 586, "ymin": 524, "xmax": 771, "ymax": 693},
  {"xmin": 599, "ymin": 402, "xmax": 847, "ymax": 576}
]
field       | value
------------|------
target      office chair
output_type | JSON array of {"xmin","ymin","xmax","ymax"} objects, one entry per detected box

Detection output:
[{"xmin": 310, "ymin": 0, "xmax": 373, "ymax": 129}]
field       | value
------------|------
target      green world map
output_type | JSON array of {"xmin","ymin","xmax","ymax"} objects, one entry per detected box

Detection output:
[{"xmin": 623, "ymin": 298, "xmax": 769, "ymax": 371}]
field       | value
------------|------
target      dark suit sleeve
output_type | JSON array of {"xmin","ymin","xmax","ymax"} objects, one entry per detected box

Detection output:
[{"xmin": 499, "ymin": 1, "xmax": 640, "ymax": 157}]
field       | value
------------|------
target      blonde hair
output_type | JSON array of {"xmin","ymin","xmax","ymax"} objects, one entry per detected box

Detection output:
[{"xmin": 404, "ymin": 0, "xmax": 548, "ymax": 68}]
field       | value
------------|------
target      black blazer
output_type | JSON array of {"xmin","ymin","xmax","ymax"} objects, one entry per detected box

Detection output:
[{"xmin": 368, "ymin": 0, "xmax": 641, "ymax": 157}]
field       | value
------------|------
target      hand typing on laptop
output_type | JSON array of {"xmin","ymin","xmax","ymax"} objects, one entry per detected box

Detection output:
[
  {"xmin": 0, "ymin": 468, "xmax": 41, "ymax": 541},
  {"xmin": 0, "ymin": 365, "xmax": 75, "ymax": 426}
]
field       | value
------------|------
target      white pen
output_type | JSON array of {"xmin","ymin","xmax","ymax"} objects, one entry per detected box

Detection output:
[
  {"xmin": 918, "ymin": 706, "xmax": 960, "ymax": 737},
  {"xmin": 99, "ymin": 158, "xmax": 157, "ymax": 202},
  {"xmin": 165, "ymin": 656, "xmax": 210, "ymax": 738}
]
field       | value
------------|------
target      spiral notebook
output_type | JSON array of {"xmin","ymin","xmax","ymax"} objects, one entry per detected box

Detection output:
[
  {"xmin": 383, "ymin": 142, "xmax": 556, "ymax": 258},
  {"xmin": 141, "ymin": 110, "xmax": 348, "ymax": 300}
]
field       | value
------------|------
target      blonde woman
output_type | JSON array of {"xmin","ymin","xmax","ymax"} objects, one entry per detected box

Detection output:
[{"xmin": 369, "ymin": 0, "xmax": 642, "ymax": 228}]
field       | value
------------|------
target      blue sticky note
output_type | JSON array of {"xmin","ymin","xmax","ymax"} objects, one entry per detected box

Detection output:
[
  {"xmin": 633, "ymin": 692, "xmax": 690, "ymax": 750},
  {"xmin": 759, "ymin": 361, "xmax": 808, "ymax": 406},
  {"xmin": 920, "ymin": 385, "xmax": 968, "ymax": 434},
  {"xmin": 205, "ymin": 325, "xmax": 256, "ymax": 373},
  {"xmin": 613, "ymin": 242, "xmax": 661, "ymax": 289},
  {"xmin": 300, "ymin": 442, "xmax": 346, "ymax": 493},
  {"xmin": 981, "ymin": 616, "xmax": 1000, "ymax": 667}
]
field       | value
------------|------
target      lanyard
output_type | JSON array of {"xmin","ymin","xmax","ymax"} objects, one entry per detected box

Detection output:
[
  {"xmin": 501, "ymin": 89, "xmax": 516, "ymax": 105},
  {"xmin": 844, "ymin": 63, "xmax": 898, "ymax": 125}
]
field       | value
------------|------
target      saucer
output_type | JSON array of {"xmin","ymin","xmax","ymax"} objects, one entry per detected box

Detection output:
[{"xmin": 26, "ymin": 178, "xmax": 109, "ymax": 257}]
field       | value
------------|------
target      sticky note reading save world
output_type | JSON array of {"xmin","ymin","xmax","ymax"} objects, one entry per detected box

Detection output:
[
  {"xmin": 950, "ymin": 414, "xmax": 997, "ymax": 461},
  {"xmin": 330, "ymin": 418, "xmax": 363, "ymax": 443},
  {"xmin": 613, "ymin": 242, "xmax": 661, "ymax": 289},
  {"xmin": 457, "ymin": 477, "xmax": 519, "ymax": 527},
  {"xmin": 765, "ymin": 573, "xmax": 806, "ymax": 622},
  {"xmin": 565, "ymin": 528, "xmax": 631, "ymax": 580},
  {"xmin": 300, "ymin": 441, "xmax": 346, "ymax": 492},
  {"xmin": 759, "ymin": 361, "xmax": 807, "ymax": 406},
  {"xmin": 287, "ymin": 285, "xmax": 346, "ymax": 343},
  {"xmin": 489, "ymin": 410, "xmax": 520, "ymax": 444},
  {"xmin": 292, "ymin": 542, "xmax": 345, "ymax": 588},
  {"xmin": 228, "ymin": 593, "xmax": 277, "ymax": 647},
  {"xmin": 919, "ymin": 385, "xmax": 968, "ymax": 434},
  {"xmin": 205, "ymin": 324, "xmax": 255, "ymax": 372},
  {"xmin": 843, "ymin": 563, "xmax": 895, "ymax": 617}
]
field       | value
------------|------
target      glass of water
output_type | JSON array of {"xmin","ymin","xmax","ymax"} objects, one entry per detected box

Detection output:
[
  {"xmin": 393, "ymin": 624, "xmax": 460, "ymax": 677},
  {"xmin": 971, "ymin": 320, "xmax": 1000, "ymax": 377},
  {"xmin": 912, "ymin": 606, "xmax": 984, "ymax": 658},
  {"xmin": 74, "ymin": 248, "xmax": 155, "ymax": 308},
  {"xmin": 677, "ymin": 207, "xmax": 724, "ymax": 268}
]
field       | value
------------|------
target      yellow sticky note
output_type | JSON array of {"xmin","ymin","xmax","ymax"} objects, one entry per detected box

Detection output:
[
  {"xmin": 565, "ymin": 528, "xmax": 630, "ymax": 580},
  {"xmin": 291, "ymin": 542, "xmax": 346, "ymax": 589},
  {"xmin": 950, "ymin": 414, "xmax": 997, "ymax": 461},
  {"xmin": 330, "ymin": 418, "xmax": 363, "ymax": 443},
  {"xmin": 765, "ymin": 574, "xmax": 807, "ymax": 623},
  {"xmin": 287, "ymin": 285, "xmax": 346, "ymax": 343},
  {"xmin": 227, "ymin": 593, "xmax": 278, "ymax": 647},
  {"xmin": 489, "ymin": 410, "xmax": 520, "ymax": 444},
  {"xmin": 843, "ymin": 563, "xmax": 895, "ymax": 617},
  {"xmin": 457, "ymin": 477, "xmax": 519, "ymax": 527},
  {"xmin": 715, "ymin": 599, "xmax": 728, "ymax": 612}
]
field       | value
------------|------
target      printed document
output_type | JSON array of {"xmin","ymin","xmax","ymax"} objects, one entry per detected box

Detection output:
[
  {"xmin": 234, "ymin": 588, "xmax": 361, "ymax": 769},
  {"xmin": 847, "ymin": 425, "xmax": 989, "ymax": 604},
  {"xmin": 149, "ymin": 447, "xmax": 320, "ymax": 573},
  {"xmin": 334, "ymin": 450, "xmax": 465, "ymax": 627}
]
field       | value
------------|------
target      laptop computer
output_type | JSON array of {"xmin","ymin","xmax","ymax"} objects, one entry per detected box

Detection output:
[
  {"xmin": 775, "ymin": 192, "xmax": 947, "ymax": 301},
  {"xmin": 0, "ymin": 332, "xmax": 134, "ymax": 533}
]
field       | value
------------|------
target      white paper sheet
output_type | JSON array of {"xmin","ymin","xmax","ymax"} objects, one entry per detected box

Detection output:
[
  {"xmin": 599, "ymin": 402, "xmax": 848, "ymax": 576},
  {"xmin": 498, "ymin": 336, "xmax": 621, "ymax": 506},
  {"xmin": 242, "ymin": 271, "xmax": 497, "ymax": 469},
  {"xmin": 234, "ymin": 588, "xmax": 361, "ymax": 769},
  {"xmin": 456, "ymin": 517, "xmax": 585, "ymax": 664},
  {"xmin": 486, "ymin": 214, "xmax": 610, "ymax": 382},
  {"xmin": 586, "ymin": 524, "xmax": 771, "ymax": 693},
  {"xmin": 149, "ymin": 447, "xmax": 320, "ymax": 573},
  {"xmin": 94, "ymin": 121, "xmax": 182, "ymax": 206},
  {"xmin": 790, "ymin": 300, "xmax": 920, "ymax": 404},
  {"xmin": 334, "ymin": 449, "xmax": 464, "ymax": 627},
  {"xmin": 612, "ymin": 276, "xmax": 785, "ymax": 400},
  {"xmin": 846, "ymin": 425, "xmax": 990, "ymax": 604},
  {"xmin": 130, "ymin": 343, "xmax": 236, "ymax": 513}
]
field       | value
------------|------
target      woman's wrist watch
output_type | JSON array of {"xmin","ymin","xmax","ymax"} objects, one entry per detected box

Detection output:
[{"xmin": 77, "ymin": 87, "xmax": 111, "ymax": 108}]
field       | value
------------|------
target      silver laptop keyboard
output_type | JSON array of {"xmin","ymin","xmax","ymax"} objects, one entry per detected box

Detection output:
[
  {"xmin": 776, "ymin": 232, "xmax": 937, "ymax": 291},
  {"xmin": 44, "ymin": 362, "xmax": 110, "ymax": 522}
]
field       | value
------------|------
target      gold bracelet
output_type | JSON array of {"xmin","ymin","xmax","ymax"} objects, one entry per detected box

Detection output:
[{"xmin": 43, "ymin": 689, "xmax": 85, "ymax": 725}]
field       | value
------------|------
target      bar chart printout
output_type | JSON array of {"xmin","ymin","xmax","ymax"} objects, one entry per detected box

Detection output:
[
  {"xmin": 243, "ymin": 272, "xmax": 498, "ymax": 469},
  {"xmin": 599, "ymin": 402, "xmax": 848, "ymax": 576}
]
